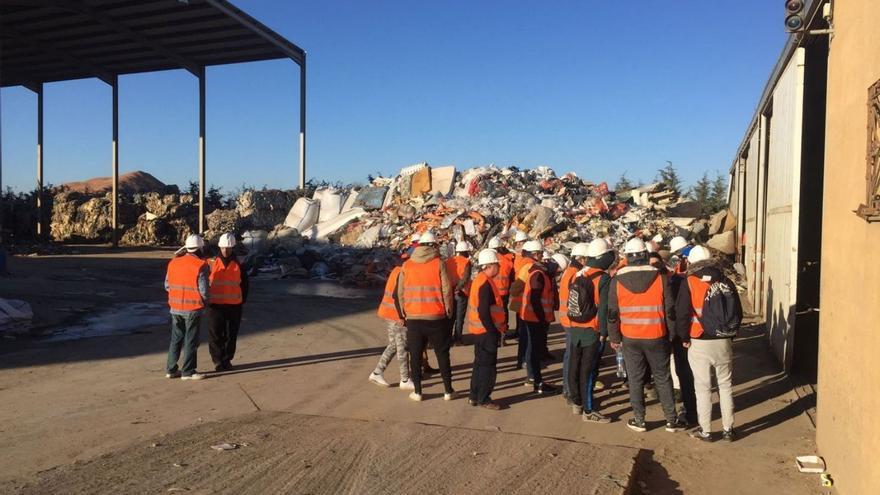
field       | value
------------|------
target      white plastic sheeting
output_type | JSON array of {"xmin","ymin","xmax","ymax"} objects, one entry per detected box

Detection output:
[
  {"xmin": 318, "ymin": 190, "xmax": 344, "ymax": 223},
  {"xmin": 302, "ymin": 208, "xmax": 369, "ymax": 241}
]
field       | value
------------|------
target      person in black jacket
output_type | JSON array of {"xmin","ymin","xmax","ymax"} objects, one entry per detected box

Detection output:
[
  {"xmin": 467, "ymin": 249, "xmax": 507, "ymax": 410},
  {"xmin": 675, "ymin": 246, "xmax": 739, "ymax": 442}
]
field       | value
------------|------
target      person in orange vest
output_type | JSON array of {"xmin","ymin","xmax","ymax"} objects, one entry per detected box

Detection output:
[
  {"xmin": 669, "ymin": 236, "xmax": 690, "ymax": 275},
  {"xmin": 206, "ymin": 233, "xmax": 249, "ymax": 372},
  {"xmin": 516, "ymin": 240, "xmax": 560, "ymax": 395},
  {"xmin": 466, "ymin": 249, "xmax": 507, "ymax": 410},
  {"xmin": 564, "ymin": 239, "xmax": 615, "ymax": 423},
  {"xmin": 675, "ymin": 246, "xmax": 740, "ymax": 442},
  {"xmin": 393, "ymin": 231, "xmax": 455, "ymax": 401},
  {"xmin": 369, "ymin": 256, "xmax": 415, "ymax": 391},
  {"xmin": 608, "ymin": 237, "xmax": 686, "ymax": 433},
  {"xmin": 446, "ymin": 241, "xmax": 473, "ymax": 344},
  {"xmin": 559, "ymin": 243, "xmax": 587, "ymax": 400},
  {"xmin": 488, "ymin": 237, "xmax": 515, "ymax": 341},
  {"xmin": 164, "ymin": 234, "xmax": 211, "ymax": 380}
]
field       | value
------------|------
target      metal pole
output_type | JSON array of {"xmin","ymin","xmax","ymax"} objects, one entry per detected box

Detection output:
[
  {"xmin": 299, "ymin": 55, "xmax": 306, "ymax": 189},
  {"xmin": 112, "ymin": 76, "xmax": 119, "ymax": 247},
  {"xmin": 36, "ymin": 84, "xmax": 44, "ymax": 239},
  {"xmin": 0, "ymin": 88, "xmax": 4, "ymax": 195},
  {"xmin": 198, "ymin": 67, "xmax": 206, "ymax": 234}
]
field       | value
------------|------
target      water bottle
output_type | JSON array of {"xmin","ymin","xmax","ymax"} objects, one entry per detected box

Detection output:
[{"xmin": 616, "ymin": 347, "xmax": 627, "ymax": 379}]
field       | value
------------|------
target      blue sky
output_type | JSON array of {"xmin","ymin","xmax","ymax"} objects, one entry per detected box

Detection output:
[{"xmin": 0, "ymin": 0, "xmax": 786, "ymax": 193}]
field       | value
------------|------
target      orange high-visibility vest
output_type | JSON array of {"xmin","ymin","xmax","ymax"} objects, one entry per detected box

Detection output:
[
  {"xmin": 167, "ymin": 254, "xmax": 206, "ymax": 312},
  {"xmin": 500, "ymin": 252, "xmax": 514, "ymax": 266},
  {"xmin": 616, "ymin": 276, "xmax": 666, "ymax": 339},
  {"xmin": 492, "ymin": 254, "xmax": 514, "ymax": 298},
  {"xmin": 519, "ymin": 265, "xmax": 555, "ymax": 323},
  {"xmin": 401, "ymin": 258, "xmax": 446, "ymax": 319},
  {"xmin": 508, "ymin": 258, "xmax": 535, "ymax": 312},
  {"xmin": 569, "ymin": 268, "xmax": 604, "ymax": 329},
  {"xmin": 466, "ymin": 272, "xmax": 507, "ymax": 335},
  {"xmin": 208, "ymin": 257, "xmax": 243, "ymax": 305},
  {"xmin": 557, "ymin": 266, "xmax": 579, "ymax": 327},
  {"xmin": 687, "ymin": 275, "xmax": 711, "ymax": 338},
  {"xmin": 514, "ymin": 253, "xmax": 528, "ymax": 274},
  {"xmin": 445, "ymin": 255, "xmax": 471, "ymax": 296},
  {"xmin": 377, "ymin": 266, "xmax": 403, "ymax": 322}
]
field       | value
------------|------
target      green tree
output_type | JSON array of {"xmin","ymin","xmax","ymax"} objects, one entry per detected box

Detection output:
[
  {"xmin": 708, "ymin": 172, "xmax": 728, "ymax": 214},
  {"xmin": 690, "ymin": 172, "xmax": 712, "ymax": 216},
  {"xmin": 657, "ymin": 160, "xmax": 683, "ymax": 197},
  {"xmin": 614, "ymin": 172, "xmax": 634, "ymax": 193}
]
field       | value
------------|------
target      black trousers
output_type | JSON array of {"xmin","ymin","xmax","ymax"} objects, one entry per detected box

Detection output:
[
  {"xmin": 469, "ymin": 332, "xmax": 499, "ymax": 404},
  {"xmin": 671, "ymin": 337, "xmax": 698, "ymax": 423},
  {"xmin": 406, "ymin": 319, "xmax": 453, "ymax": 395},
  {"xmin": 622, "ymin": 337, "xmax": 677, "ymax": 422},
  {"xmin": 566, "ymin": 338, "xmax": 599, "ymax": 408},
  {"xmin": 206, "ymin": 304, "xmax": 242, "ymax": 366},
  {"xmin": 524, "ymin": 321, "xmax": 549, "ymax": 385},
  {"xmin": 453, "ymin": 295, "xmax": 467, "ymax": 342}
]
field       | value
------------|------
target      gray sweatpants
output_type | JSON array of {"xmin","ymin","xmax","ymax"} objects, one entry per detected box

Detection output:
[
  {"xmin": 689, "ymin": 338, "xmax": 735, "ymax": 433},
  {"xmin": 373, "ymin": 321, "xmax": 410, "ymax": 381}
]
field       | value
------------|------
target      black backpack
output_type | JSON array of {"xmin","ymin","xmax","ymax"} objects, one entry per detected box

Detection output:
[
  {"xmin": 567, "ymin": 271, "xmax": 603, "ymax": 324},
  {"xmin": 698, "ymin": 278, "xmax": 743, "ymax": 338}
]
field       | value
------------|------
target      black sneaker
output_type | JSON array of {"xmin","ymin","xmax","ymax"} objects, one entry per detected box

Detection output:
[
  {"xmin": 722, "ymin": 428, "xmax": 736, "ymax": 442},
  {"xmin": 689, "ymin": 428, "xmax": 713, "ymax": 442},
  {"xmin": 535, "ymin": 383, "xmax": 560, "ymax": 395},
  {"xmin": 523, "ymin": 378, "xmax": 535, "ymax": 387},
  {"xmin": 665, "ymin": 418, "xmax": 687, "ymax": 432},
  {"xmin": 627, "ymin": 418, "xmax": 647, "ymax": 432},
  {"xmin": 467, "ymin": 399, "xmax": 477, "ymax": 406}
]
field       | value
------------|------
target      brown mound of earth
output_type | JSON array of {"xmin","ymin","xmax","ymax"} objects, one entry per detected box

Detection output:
[{"xmin": 61, "ymin": 171, "xmax": 166, "ymax": 194}]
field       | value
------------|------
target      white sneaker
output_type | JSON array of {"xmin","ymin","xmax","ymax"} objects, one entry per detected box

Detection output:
[
  {"xmin": 444, "ymin": 392, "xmax": 455, "ymax": 401},
  {"xmin": 409, "ymin": 392, "xmax": 423, "ymax": 402},
  {"xmin": 181, "ymin": 372, "xmax": 206, "ymax": 381},
  {"xmin": 399, "ymin": 379, "xmax": 415, "ymax": 391},
  {"xmin": 369, "ymin": 372, "xmax": 390, "ymax": 387}
]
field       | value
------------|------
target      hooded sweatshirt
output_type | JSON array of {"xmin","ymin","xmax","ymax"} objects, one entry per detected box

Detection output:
[
  {"xmin": 674, "ymin": 260, "xmax": 737, "ymax": 342},
  {"xmin": 607, "ymin": 262, "xmax": 675, "ymax": 343},
  {"xmin": 394, "ymin": 245, "xmax": 453, "ymax": 320}
]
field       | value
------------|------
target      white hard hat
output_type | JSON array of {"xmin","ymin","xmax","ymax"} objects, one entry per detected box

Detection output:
[
  {"xmin": 652, "ymin": 233, "xmax": 664, "ymax": 244},
  {"xmin": 571, "ymin": 242, "xmax": 590, "ymax": 258},
  {"xmin": 587, "ymin": 238, "xmax": 611, "ymax": 258},
  {"xmin": 514, "ymin": 231, "xmax": 529, "ymax": 242},
  {"xmin": 218, "ymin": 232, "xmax": 236, "ymax": 248},
  {"xmin": 669, "ymin": 236, "xmax": 688, "ymax": 254},
  {"xmin": 522, "ymin": 240, "xmax": 543, "ymax": 252},
  {"xmin": 184, "ymin": 234, "xmax": 205, "ymax": 251},
  {"xmin": 646, "ymin": 241, "xmax": 658, "ymax": 253},
  {"xmin": 488, "ymin": 237, "xmax": 502, "ymax": 249},
  {"xmin": 688, "ymin": 245, "xmax": 712, "ymax": 264},
  {"xmin": 419, "ymin": 231, "xmax": 437, "ymax": 244},
  {"xmin": 623, "ymin": 237, "xmax": 647, "ymax": 254},
  {"xmin": 411, "ymin": 233, "xmax": 421, "ymax": 242},
  {"xmin": 542, "ymin": 250, "xmax": 552, "ymax": 261},
  {"xmin": 477, "ymin": 249, "xmax": 500, "ymax": 266},
  {"xmin": 455, "ymin": 241, "xmax": 472, "ymax": 253},
  {"xmin": 551, "ymin": 253, "xmax": 569, "ymax": 272}
]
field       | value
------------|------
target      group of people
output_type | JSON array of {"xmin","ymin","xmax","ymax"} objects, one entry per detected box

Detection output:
[
  {"xmin": 163, "ymin": 233, "xmax": 248, "ymax": 380},
  {"xmin": 370, "ymin": 230, "xmax": 742, "ymax": 442}
]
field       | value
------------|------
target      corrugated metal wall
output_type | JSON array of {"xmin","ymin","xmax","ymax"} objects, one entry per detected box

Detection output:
[
  {"xmin": 763, "ymin": 48, "xmax": 805, "ymax": 369},
  {"xmin": 743, "ymin": 127, "xmax": 761, "ymax": 314}
]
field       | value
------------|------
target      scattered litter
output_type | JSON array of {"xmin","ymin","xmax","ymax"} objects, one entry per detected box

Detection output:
[
  {"xmin": 211, "ymin": 443, "xmax": 240, "ymax": 451},
  {"xmin": 172, "ymin": 462, "xmax": 186, "ymax": 468},
  {"xmin": 795, "ymin": 455, "xmax": 826, "ymax": 473},
  {"xmin": 0, "ymin": 298, "xmax": 33, "ymax": 336},
  {"xmin": 820, "ymin": 473, "xmax": 833, "ymax": 487}
]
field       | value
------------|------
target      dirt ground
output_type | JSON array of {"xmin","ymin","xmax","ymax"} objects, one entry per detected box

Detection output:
[{"xmin": 0, "ymin": 249, "xmax": 829, "ymax": 494}]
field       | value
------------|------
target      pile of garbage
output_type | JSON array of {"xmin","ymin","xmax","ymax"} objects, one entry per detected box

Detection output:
[{"xmin": 240, "ymin": 163, "xmax": 737, "ymax": 287}]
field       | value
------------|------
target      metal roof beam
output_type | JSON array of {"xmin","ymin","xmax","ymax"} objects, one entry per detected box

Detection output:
[
  {"xmin": 69, "ymin": 0, "xmax": 201, "ymax": 77},
  {"xmin": 205, "ymin": 0, "xmax": 305, "ymax": 65},
  {"xmin": 2, "ymin": 24, "xmax": 115, "ymax": 85}
]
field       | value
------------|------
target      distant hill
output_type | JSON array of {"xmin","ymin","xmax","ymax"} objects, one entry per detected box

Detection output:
[{"xmin": 61, "ymin": 171, "xmax": 167, "ymax": 194}]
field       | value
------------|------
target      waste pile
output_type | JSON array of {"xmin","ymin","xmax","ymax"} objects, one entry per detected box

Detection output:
[
  {"xmin": 240, "ymin": 163, "xmax": 738, "ymax": 287},
  {"xmin": 39, "ymin": 165, "xmax": 737, "ymax": 287}
]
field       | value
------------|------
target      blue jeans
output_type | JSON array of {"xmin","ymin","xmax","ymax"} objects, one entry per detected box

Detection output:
[
  {"xmin": 585, "ymin": 340, "xmax": 606, "ymax": 411},
  {"xmin": 167, "ymin": 313, "xmax": 201, "ymax": 376}
]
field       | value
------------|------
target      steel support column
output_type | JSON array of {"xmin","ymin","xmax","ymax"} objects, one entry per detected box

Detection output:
[
  {"xmin": 298, "ymin": 55, "xmax": 306, "ymax": 189},
  {"xmin": 111, "ymin": 76, "xmax": 119, "ymax": 247},
  {"xmin": 198, "ymin": 67, "xmax": 206, "ymax": 234},
  {"xmin": 36, "ymin": 84, "xmax": 44, "ymax": 239}
]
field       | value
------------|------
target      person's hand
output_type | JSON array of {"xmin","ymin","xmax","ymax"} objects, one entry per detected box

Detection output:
[
  {"xmin": 599, "ymin": 335, "xmax": 607, "ymax": 342},
  {"xmin": 610, "ymin": 341, "xmax": 621, "ymax": 351},
  {"xmin": 683, "ymin": 341, "xmax": 691, "ymax": 349}
]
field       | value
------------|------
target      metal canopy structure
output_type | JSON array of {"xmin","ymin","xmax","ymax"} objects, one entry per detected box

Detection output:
[{"xmin": 0, "ymin": 0, "xmax": 307, "ymax": 243}]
